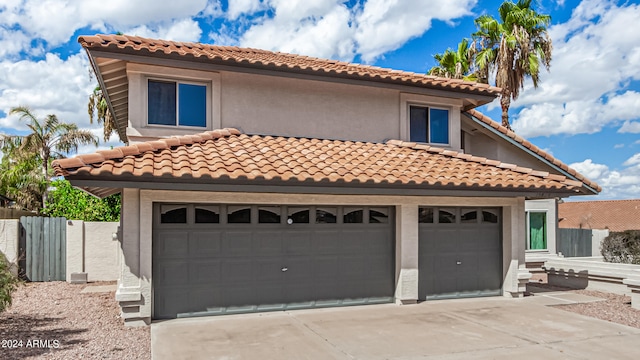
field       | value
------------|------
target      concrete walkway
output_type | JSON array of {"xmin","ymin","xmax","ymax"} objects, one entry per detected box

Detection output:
[{"xmin": 151, "ymin": 297, "xmax": 640, "ymax": 359}]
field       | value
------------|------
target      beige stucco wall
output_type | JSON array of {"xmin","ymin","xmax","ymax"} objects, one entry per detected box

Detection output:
[
  {"xmin": 124, "ymin": 63, "xmax": 467, "ymax": 148},
  {"xmin": 66, "ymin": 220, "xmax": 121, "ymax": 282},
  {"xmin": 115, "ymin": 189, "xmax": 528, "ymax": 325},
  {"xmin": 0, "ymin": 219, "xmax": 19, "ymax": 275}
]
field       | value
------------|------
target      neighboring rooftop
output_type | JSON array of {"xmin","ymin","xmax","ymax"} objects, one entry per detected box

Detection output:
[
  {"xmin": 559, "ymin": 199, "xmax": 640, "ymax": 231},
  {"xmin": 53, "ymin": 128, "xmax": 595, "ymax": 198}
]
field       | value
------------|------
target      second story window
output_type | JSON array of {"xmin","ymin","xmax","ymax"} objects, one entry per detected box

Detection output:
[
  {"xmin": 409, "ymin": 105, "xmax": 449, "ymax": 145},
  {"xmin": 148, "ymin": 80, "xmax": 207, "ymax": 127}
]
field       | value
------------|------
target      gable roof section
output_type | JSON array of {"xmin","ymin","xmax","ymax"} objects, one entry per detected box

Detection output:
[
  {"xmin": 80, "ymin": 34, "xmax": 500, "ymax": 97},
  {"xmin": 52, "ymin": 129, "xmax": 595, "ymax": 198},
  {"xmin": 559, "ymin": 199, "xmax": 640, "ymax": 231},
  {"xmin": 465, "ymin": 109, "xmax": 601, "ymax": 194}
]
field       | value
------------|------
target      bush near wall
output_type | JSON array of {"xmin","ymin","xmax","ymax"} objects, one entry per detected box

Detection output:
[
  {"xmin": 601, "ymin": 230, "xmax": 640, "ymax": 265},
  {"xmin": 0, "ymin": 252, "xmax": 19, "ymax": 312}
]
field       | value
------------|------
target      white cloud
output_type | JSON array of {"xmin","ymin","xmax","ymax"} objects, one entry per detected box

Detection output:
[
  {"xmin": 0, "ymin": 52, "xmax": 95, "ymax": 132},
  {"xmin": 570, "ymin": 156, "xmax": 640, "ymax": 199},
  {"xmin": 0, "ymin": 0, "xmax": 209, "ymax": 55},
  {"xmin": 619, "ymin": 121, "xmax": 640, "ymax": 134},
  {"xmin": 127, "ymin": 18, "xmax": 203, "ymax": 42},
  {"xmin": 354, "ymin": 0, "xmax": 476, "ymax": 62},
  {"xmin": 217, "ymin": 0, "xmax": 477, "ymax": 62},
  {"xmin": 227, "ymin": 0, "xmax": 265, "ymax": 20},
  {"xmin": 614, "ymin": 143, "xmax": 625, "ymax": 149},
  {"xmin": 511, "ymin": 0, "xmax": 640, "ymax": 138}
]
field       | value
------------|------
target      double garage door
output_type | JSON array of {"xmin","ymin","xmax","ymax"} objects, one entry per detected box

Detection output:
[{"xmin": 152, "ymin": 204, "xmax": 395, "ymax": 319}]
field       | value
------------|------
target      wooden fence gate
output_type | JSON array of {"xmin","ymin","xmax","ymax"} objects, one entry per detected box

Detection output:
[
  {"xmin": 557, "ymin": 228, "xmax": 592, "ymax": 257},
  {"xmin": 19, "ymin": 216, "xmax": 66, "ymax": 281}
]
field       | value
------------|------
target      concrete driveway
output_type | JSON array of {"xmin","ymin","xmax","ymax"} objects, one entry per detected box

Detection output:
[{"xmin": 151, "ymin": 296, "xmax": 640, "ymax": 359}]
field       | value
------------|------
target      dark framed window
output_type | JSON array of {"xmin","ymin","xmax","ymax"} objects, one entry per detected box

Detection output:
[
  {"xmin": 148, "ymin": 80, "xmax": 206, "ymax": 127},
  {"xmin": 438, "ymin": 208, "xmax": 457, "ymax": 224},
  {"xmin": 288, "ymin": 207, "xmax": 309, "ymax": 224},
  {"xmin": 409, "ymin": 105, "xmax": 449, "ymax": 144},
  {"xmin": 195, "ymin": 205, "xmax": 220, "ymax": 223},
  {"xmin": 344, "ymin": 208, "xmax": 364, "ymax": 223},
  {"xmin": 228, "ymin": 206, "xmax": 251, "ymax": 224},
  {"xmin": 316, "ymin": 208, "xmax": 337, "ymax": 224},
  {"xmin": 369, "ymin": 208, "xmax": 389, "ymax": 224},
  {"xmin": 460, "ymin": 209, "xmax": 478, "ymax": 223},
  {"xmin": 160, "ymin": 205, "xmax": 187, "ymax": 224},
  {"xmin": 419, "ymin": 207, "xmax": 434, "ymax": 223},
  {"xmin": 259, "ymin": 207, "xmax": 281, "ymax": 224}
]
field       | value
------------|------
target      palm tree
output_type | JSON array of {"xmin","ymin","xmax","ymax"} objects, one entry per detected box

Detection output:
[
  {"xmin": 88, "ymin": 85, "xmax": 117, "ymax": 142},
  {"xmin": 0, "ymin": 106, "xmax": 98, "ymax": 210},
  {"xmin": 473, "ymin": 0, "xmax": 552, "ymax": 129},
  {"xmin": 428, "ymin": 39, "xmax": 477, "ymax": 81}
]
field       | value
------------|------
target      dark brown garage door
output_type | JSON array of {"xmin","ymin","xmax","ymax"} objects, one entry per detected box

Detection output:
[
  {"xmin": 418, "ymin": 207, "xmax": 502, "ymax": 300},
  {"xmin": 153, "ymin": 204, "xmax": 395, "ymax": 319}
]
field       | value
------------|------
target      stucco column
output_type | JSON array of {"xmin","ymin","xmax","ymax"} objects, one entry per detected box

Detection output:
[
  {"xmin": 116, "ymin": 188, "xmax": 148, "ymax": 326},
  {"xmin": 395, "ymin": 204, "xmax": 419, "ymax": 304},
  {"xmin": 503, "ymin": 198, "xmax": 531, "ymax": 297}
]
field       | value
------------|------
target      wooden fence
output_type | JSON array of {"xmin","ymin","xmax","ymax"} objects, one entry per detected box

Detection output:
[
  {"xmin": 557, "ymin": 228, "xmax": 593, "ymax": 257},
  {"xmin": 19, "ymin": 216, "xmax": 67, "ymax": 281}
]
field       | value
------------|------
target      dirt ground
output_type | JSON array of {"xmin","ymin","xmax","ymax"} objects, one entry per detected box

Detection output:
[{"xmin": 0, "ymin": 281, "xmax": 150, "ymax": 360}]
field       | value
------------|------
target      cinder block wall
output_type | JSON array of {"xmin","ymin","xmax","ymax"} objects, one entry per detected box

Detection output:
[{"xmin": 66, "ymin": 220, "xmax": 121, "ymax": 282}]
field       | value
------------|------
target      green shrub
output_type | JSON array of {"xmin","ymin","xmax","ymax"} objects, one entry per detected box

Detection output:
[
  {"xmin": 0, "ymin": 253, "xmax": 19, "ymax": 312},
  {"xmin": 601, "ymin": 230, "xmax": 640, "ymax": 264}
]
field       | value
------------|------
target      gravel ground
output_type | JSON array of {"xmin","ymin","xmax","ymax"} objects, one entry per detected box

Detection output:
[
  {"xmin": 0, "ymin": 281, "xmax": 150, "ymax": 360},
  {"xmin": 529, "ymin": 283, "xmax": 640, "ymax": 329}
]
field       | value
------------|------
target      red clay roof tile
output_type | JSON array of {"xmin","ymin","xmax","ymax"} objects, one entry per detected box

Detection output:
[
  {"xmin": 559, "ymin": 200, "xmax": 640, "ymax": 231},
  {"xmin": 79, "ymin": 34, "xmax": 501, "ymax": 97},
  {"xmin": 53, "ymin": 128, "xmax": 595, "ymax": 195}
]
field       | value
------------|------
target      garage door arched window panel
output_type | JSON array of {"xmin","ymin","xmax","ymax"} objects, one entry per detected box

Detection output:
[
  {"xmin": 344, "ymin": 207, "xmax": 364, "ymax": 223},
  {"xmin": 460, "ymin": 209, "xmax": 479, "ymax": 224},
  {"xmin": 482, "ymin": 209, "xmax": 500, "ymax": 224},
  {"xmin": 419, "ymin": 207, "xmax": 435, "ymax": 223},
  {"xmin": 437, "ymin": 208, "xmax": 457, "ymax": 224},
  {"xmin": 369, "ymin": 207, "xmax": 389, "ymax": 224},
  {"xmin": 228, "ymin": 206, "xmax": 251, "ymax": 224},
  {"xmin": 288, "ymin": 207, "xmax": 310, "ymax": 224},
  {"xmin": 258, "ymin": 206, "xmax": 281, "ymax": 224},
  {"xmin": 195, "ymin": 205, "xmax": 220, "ymax": 224},
  {"xmin": 160, "ymin": 204, "xmax": 188, "ymax": 224},
  {"xmin": 316, "ymin": 207, "xmax": 337, "ymax": 224}
]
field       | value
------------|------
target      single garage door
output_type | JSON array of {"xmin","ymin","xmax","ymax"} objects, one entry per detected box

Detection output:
[
  {"xmin": 153, "ymin": 204, "xmax": 394, "ymax": 319},
  {"xmin": 418, "ymin": 207, "xmax": 502, "ymax": 300}
]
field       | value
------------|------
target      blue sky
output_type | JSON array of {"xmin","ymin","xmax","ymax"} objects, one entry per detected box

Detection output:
[{"xmin": 1, "ymin": 0, "xmax": 639, "ymax": 199}]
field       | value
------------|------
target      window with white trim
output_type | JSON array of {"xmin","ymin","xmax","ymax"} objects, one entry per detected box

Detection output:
[
  {"xmin": 148, "ymin": 79, "xmax": 207, "ymax": 127},
  {"xmin": 409, "ymin": 105, "xmax": 450, "ymax": 145},
  {"xmin": 526, "ymin": 211, "xmax": 547, "ymax": 250}
]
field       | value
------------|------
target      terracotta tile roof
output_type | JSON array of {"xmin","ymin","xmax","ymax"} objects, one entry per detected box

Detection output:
[
  {"xmin": 466, "ymin": 109, "xmax": 601, "ymax": 193},
  {"xmin": 79, "ymin": 34, "xmax": 501, "ymax": 97},
  {"xmin": 559, "ymin": 199, "xmax": 640, "ymax": 231},
  {"xmin": 52, "ymin": 129, "xmax": 595, "ymax": 196}
]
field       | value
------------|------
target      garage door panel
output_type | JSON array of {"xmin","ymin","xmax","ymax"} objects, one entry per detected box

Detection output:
[
  {"xmin": 222, "ymin": 259, "xmax": 254, "ymax": 282},
  {"xmin": 253, "ymin": 258, "xmax": 284, "ymax": 281},
  {"xmin": 189, "ymin": 259, "xmax": 221, "ymax": 284},
  {"xmin": 156, "ymin": 260, "xmax": 189, "ymax": 286},
  {"xmin": 189, "ymin": 232, "xmax": 222, "ymax": 257},
  {"xmin": 153, "ymin": 204, "xmax": 394, "ymax": 318},
  {"xmin": 312, "ymin": 231, "xmax": 340, "ymax": 254},
  {"xmin": 283, "ymin": 231, "xmax": 313, "ymax": 254},
  {"xmin": 253, "ymin": 231, "xmax": 282, "ymax": 255},
  {"xmin": 223, "ymin": 231, "xmax": 253, "ymax": 255},
  {"xmin": 154, "ymin": 231, "xmax": 189, "ymax": 258},
  {"xmin": 419, "ymin": 207, "xmax": 502, "ymax": 300}
]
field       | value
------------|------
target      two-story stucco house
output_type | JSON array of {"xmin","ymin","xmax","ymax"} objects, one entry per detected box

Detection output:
[{"xmin": 53, "ymin": 34, "xmax": 600, "ymax": 326}]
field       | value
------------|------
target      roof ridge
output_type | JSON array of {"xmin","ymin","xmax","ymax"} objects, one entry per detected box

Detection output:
[
  {"xmin": 465, "ymin": 109, "xmax": 602, "ymax": 193},
  {"xmin": 78, "ymin": 33, "xmax": 502, "ymax": 95},
  {"xmin": 384, "ymin": 139, "xmax": 588, "ymax": 190},
  {"xmin": 561, "ymin": 199, "xmax": 640, "ymax": 204},
  {"xmin": 52, "ymin": 128, "xmax": 242, "ymax": 170}
]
